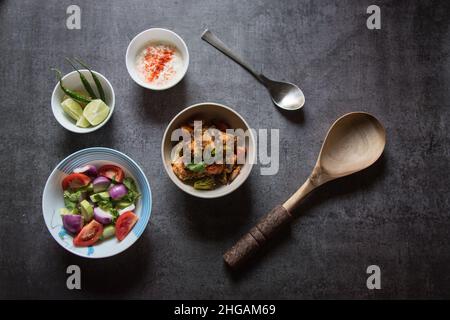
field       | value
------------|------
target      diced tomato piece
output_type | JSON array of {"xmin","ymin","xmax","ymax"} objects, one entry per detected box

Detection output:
[
  {"xmin": 98, "ymin": 165, "xmax": 124, "ymax": 183},
  {"xmin": 62, "ymin": 173, "xmax": 91, "ymax": 190},
  {"xmin": 73, "ymin": 220, "xmax": 103, "ymax": 247},
  {"xmin": 115, "ymin": 212, "xmax": 139, "ymax": 241}
]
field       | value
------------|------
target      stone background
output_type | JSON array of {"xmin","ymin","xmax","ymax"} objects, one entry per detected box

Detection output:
[{"xmin": 0, "ymin": 0, "xmax": 449, "ymax": 299}]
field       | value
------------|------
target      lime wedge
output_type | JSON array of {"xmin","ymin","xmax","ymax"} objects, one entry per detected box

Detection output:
[
  {"xmin": 76, "ymin": 115, "xmax": 91, "ymax": 128},
  {"xmin": 83, "ymin": 99, "xmax": 110, "ymax": 126},
  {"xmin": 61, "ymin": 98, "xmax": 83, "ymax": 121}
]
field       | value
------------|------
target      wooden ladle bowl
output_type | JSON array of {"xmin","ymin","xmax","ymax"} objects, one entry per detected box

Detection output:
[
  {"xmin": 224, "ymin": 112, "xmax": 386, "ymax": 269},
  {"xmin": 319, "ymin": 112, "xmax": 386, "ymax": 179}
]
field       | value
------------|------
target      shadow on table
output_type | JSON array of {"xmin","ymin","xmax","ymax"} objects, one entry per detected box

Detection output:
[
  {"xmin": 225, "ymin": 153, "xmax": 387, "ymax": 280},
  {"xmin": 178, "ymin": 179, "xmax": 254, "ymax": 241},
  {"xmin": 136, "ymin": 77, "xmax": 188, "ymax": 124},
  {"xmin": 57, "ymin": 115, "xmax": 117, "ymax": 154},
  {"xmin": 275, "ymin": 105, "xmax": 305, "ymax": 125},
  {"xmin": 57, "ymin": 234, "xmax": 153, "ymax": 297}
]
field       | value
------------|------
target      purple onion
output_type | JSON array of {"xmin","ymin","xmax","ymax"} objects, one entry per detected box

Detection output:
[
  {"xmin": 92, "ymin": 176, "xmax": 110, "ymax": 193},
  {"xmin": 93, "ymin": 207, "xmax": 113, "ymax": 225},
  {"xmin": 109, "ymin": 184, "xmax": 127, "ymax": 200},
  {"xmin": 73, "ymin": 164, "xmax": 97, "ymax": 177},
  {"xmin": 62, "ymin": 214, "xmax": 83, "ymax": 234}
]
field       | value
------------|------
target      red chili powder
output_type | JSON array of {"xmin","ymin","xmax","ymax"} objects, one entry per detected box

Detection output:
[{"xmin": 143, "ymin": 45, "xmax": 175, "ymax": 82}]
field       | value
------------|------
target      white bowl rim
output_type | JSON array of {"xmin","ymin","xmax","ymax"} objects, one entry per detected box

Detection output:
[
  {"xmin": 51, "ymin": 70, "xmax": 115, "ymax": 134},
  {"xmin": 125, "ymin": 27, "xmax": 190, "ymax": 91},
  {"xmin": 42, "ymin": 147, "xmax": 152, "ymax": 258},
  {"xmin": 161, "ymin": 102, "xmax": 256, "ymax": 199}
]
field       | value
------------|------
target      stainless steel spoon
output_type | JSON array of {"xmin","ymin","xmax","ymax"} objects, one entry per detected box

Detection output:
[{"xmin": 201, "ymin": 29, "xmax": 305, "ymax": 110}]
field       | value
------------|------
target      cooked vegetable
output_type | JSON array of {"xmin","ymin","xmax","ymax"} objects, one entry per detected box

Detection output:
[
  {"xmin": 171, "ymin": 120, "xmax": 246, "ymax": 189},
  {"xmin": 65, "ymin": 58, "xmax": 98, "ymax": 99},
  {"xmin": 62, "ymin": 214, "xmax": 83, "ymax": 234},
  {"xmin": 62, "ymin": 173, "xmax": 91, "ymax": 190},
  {"xmin": 73, "ymin": 57, "xmax": 106, "ymax": 101},
  {"xmin": 230, "ymin": 166, "xmax": 241, "ymax": 182},
  {"xmin": 73, "ymin": 220, "xmax": 103, "ymax": 247},
  {"xmin": 74, "ymin": 165, "xmax": 98, "ymax": 177},
  {"xmin": 92, "ymin": 176, "xmax": 110, "ymax": 193},
  {"xmin": 194, "ymin": 177, "xmax": 215, "ymax": 190},
  {"xmin": 186, "ymin": 162, "xmax": 206, "ymax": 173},
  {"xmin": 80, "ymin": 200, "xmax": 93, "ymax": 222},
  {"xmin": 109, "ymin": 184, "xmax": 127, "ymax": 200},
  {"xmin": 99, "ymin": 165, "xmax": 124, "ymax": 183},
  {"xmin": 52, "ymin": 68, "xmax": 92, "ymax": 104},
  {"xmin": 115, "ymin": 212, "xmax": 139, "ymax": 241},
  {"xmin": 101, "ymin": 225, "xmax": 116, "ymax": 240},
  {"xmin": 94, "ymin": 207, "xmax": 113, "ymax": 225}
]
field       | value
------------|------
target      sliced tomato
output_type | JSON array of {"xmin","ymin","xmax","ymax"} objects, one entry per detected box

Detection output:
[
  {"xmin": 98, "ymin": 165, "xmax": 124, "ymax": 183},
  {"xmin": 115, "ymin": 212, "xmax": 139, "ymax": 241},
  {"xmin": 73, "ymin": 220, "xmax": 103, "ymax": 247},
  {"xmin": 62, "ymin": 173, "xmax": 91, "ymax": 190}
]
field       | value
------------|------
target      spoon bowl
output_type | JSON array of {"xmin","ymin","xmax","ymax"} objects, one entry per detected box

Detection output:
[
  {"xmin": 261, "ymin": 75, "xmax": 305, "ymax": 110},
  {"xmin": 318, "ymin": 112, "xmax": 386, "ymax": 178}
]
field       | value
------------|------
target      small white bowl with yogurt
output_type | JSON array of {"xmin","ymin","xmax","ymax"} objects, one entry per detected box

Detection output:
[{"xmin": 126, "ymin": 28, "xmax": 189, "ymax": 90}]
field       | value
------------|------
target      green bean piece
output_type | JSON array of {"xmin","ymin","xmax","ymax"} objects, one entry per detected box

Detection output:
[
  {"xmin": 73, "ymin": 57, "xmax": 106, "ymax": 102},
  {"xmin": 52, "ymin": 68, "xmax": 92, "ymax": 104},
  {"xmin": 65, "ymin": 58, "xmax": 97, "ymax": 99}
]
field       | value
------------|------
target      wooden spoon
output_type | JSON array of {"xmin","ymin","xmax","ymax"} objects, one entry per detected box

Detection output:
[{"xmin": 223, "ymin": 112, "xmax": 386, "ymax": 269}]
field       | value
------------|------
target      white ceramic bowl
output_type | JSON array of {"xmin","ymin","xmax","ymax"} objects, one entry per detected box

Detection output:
[
  {"xmin": 125, "ymin": 28, "xmax": 189, "ymax": 90},
  {"xmin": 42, "ymin": 147, "xmax": 152, "ymax": 258},
  {"xmin": 161, "ymin": 102, "xmax": 256, "ymax": 199},
  {"xmin": 51, "ymin": 70, "xmax": 115, "ymax": 133}
]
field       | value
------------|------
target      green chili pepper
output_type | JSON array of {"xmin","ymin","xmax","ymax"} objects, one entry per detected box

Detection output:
[
  {"xmin": 65, "ymin": 58, "xmax": 97, "ymax": 99},
  {"xmin": 51, "ymin": 68, "xmax": 92, "ymax": 104},
  {"xmin": 73, "ymin": 57, "xmax": 106, "ymax": 102},
  {"xmin": 194, "ymin": 177, "xmax": 216, "ymax": 190}
]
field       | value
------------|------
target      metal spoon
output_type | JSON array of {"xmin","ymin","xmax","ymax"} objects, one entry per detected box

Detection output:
[{"xmin": 201, "ymin": 29, "xmax": 305, "ymax": 110}]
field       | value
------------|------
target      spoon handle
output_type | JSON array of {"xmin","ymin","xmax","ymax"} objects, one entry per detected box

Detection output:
[
  {"xmin": 201, "ymin": 29, "xmax": 264, "ymax": 83},
  {"xmin": 223, "ymin": 179, "xmax": 316, "ymax": 269},
  {"xmin": 223, "ymin": 205, "xmax": 293, "ymax": 269}
]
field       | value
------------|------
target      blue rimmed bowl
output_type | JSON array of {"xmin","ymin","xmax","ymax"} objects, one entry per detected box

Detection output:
[{"xmin": 42, "ymin": 147, "xmax": 152, "ymax": 258}]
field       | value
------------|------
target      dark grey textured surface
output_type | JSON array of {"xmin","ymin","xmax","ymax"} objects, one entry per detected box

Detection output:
[{"xmin": 0, "ymin": 0, "xmax": 449, "ymax": 299}]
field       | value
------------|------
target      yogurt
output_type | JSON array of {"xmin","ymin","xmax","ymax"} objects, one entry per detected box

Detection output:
[{"xmin": 135, "ymin": 42, "xmax": 183, "ymax": 88}]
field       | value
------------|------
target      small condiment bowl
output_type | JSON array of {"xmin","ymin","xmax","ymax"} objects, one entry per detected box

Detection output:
[
  {"xmin": 125, "ymin": 28, "xmax": 189, "ymax": 90},
  {"xmin": 161, "ymin": 102, "xmax": 256, "ymax": 199},
  {"xmin": 51, "ymin": 70, "xmax": 115, "ymax": 134}
]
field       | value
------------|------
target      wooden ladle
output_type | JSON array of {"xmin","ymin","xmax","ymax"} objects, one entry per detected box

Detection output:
[{"xmin": 223, "ymin": 112, "xmax": 386, "ymax": 269}]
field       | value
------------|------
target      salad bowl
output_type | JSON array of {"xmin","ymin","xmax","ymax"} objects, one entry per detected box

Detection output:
[{"xmin": 42, "ymin": 147, "xmax": 152, "ymax": 258}]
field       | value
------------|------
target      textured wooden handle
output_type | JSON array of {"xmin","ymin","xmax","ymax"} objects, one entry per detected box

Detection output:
[{"xmin": 223, "ymin": 205, "xmax": 293, "ymax": 269}]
